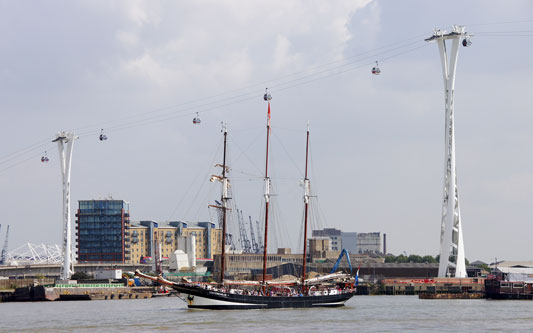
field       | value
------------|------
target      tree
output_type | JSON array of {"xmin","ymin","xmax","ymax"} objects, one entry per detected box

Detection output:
[
  {"xmin": 384, "ymin": 255, "xmax": 396, "ymax": 263},
  {"xmin": 396, "ymin": 254, "xmax": 408, "ymax": 263},
  {"xmin": 407, "ymin": 255, "xmax": 423, "ymax": 263},
  {"xmin": 383, "ymin": 253, "xmax": 439, "ymax": 263},
  {"xmin": 422, "ymin": 255, "xmax": 438, "ymax": 264},
  {"xmin": 71, "ymin": 271, "xmax": 92, "ymax": 281}
]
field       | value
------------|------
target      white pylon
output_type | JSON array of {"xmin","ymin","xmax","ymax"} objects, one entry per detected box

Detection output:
[
  {"xmin": 53, "ymin": 131, "xmax": 76, "ymax": 280},
  {"xmin": 426, "ymin": 26, "xmax": 471, "ymax": 278}
]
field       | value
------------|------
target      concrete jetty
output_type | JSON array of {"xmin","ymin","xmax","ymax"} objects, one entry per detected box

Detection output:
[{"xmin": 4, "ymin": 284, "xmax": 155, "ymax": 302}]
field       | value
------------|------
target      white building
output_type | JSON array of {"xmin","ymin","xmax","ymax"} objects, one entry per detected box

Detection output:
[{"xmin": 357, "ymin": 232, "xmax": 382, "ymax": 254}]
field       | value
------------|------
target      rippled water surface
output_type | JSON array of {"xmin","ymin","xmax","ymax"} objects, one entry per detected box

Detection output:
[{"xmin": 2, "ymin": 295, "xmax": 533, "ymax": 332}]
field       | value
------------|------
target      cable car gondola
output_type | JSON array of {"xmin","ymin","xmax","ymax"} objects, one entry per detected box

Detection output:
[
  {"xmin": 41, "ymin": 151, "xmax": 49, "ymax": 163},
  {"xmin": 193, "ymin": 112, "xmax": 201, "ymax": 125},
  {"xmin": 462, "ymin": 37, "xmax": 472, "ymax": 47},
  {"xmin": 372, "ymin": 61, "xmax": 381, "ymax": 75},
  {"xmin": 99, "ymin": 129, "xmax": 108, "ymax": 141},
  {"xmin": 264, "ymin": 88, "xmax": 272, "ymax": 101}
]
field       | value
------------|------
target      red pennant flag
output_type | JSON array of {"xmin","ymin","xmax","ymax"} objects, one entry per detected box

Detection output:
[{"xmin": 267, "ymin": 102, "xmax": 271, "ymax": 127}]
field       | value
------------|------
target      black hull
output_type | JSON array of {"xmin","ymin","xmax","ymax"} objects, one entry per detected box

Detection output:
[
  {"xmin": 173, "ymin": 285, "xmax": 355, "ymax": 309},
  {"xmin": 485, "ymin": 292, "xmax": 533, "ymax": 300}
]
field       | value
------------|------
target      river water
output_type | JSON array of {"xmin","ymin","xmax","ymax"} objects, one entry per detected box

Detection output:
[{"xmin": 1, "ymin": 295, "xmax": 533, "ymax": 332}]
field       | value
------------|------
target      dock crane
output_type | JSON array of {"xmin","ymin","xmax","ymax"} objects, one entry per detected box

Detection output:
[
  {"xmin": 256, "ymin": 220, "xmax": 263, "ymax": 253},
  {"xmin": 249, "ymin": 216, "xmax": 259, "ymax": 254},
  {"xmin": 237, "ymin": 210, "xmax": 251, "ymax": 253},
  {"xmin": 330, "ymin": 249, "xmax": 353, "ymax": 275},
  {"xmin": 0, "ymin": 225, "xmax": 9, "ymax": 265}
]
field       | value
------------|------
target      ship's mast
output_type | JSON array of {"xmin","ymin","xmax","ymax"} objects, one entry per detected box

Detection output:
[
  {"xmin": 262, "ymin": 89, "xmax": 272, "ymax": 291},
  {"xmin": 302, "ymin": 122, "xmax": 310, "ymax": 282},
  {"xmin": 220, "ymin": 123, "xmax": 229, "ymax": 283}
]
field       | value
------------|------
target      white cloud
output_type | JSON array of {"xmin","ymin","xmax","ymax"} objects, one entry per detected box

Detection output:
[
  {"xmin": 108, "ymin": 0, "xmax": 372, "ymax": 91},
  {"xmin": 123, "ymin": 0, "xmax": 157, "ymax": 27},
  {"xmin": 273, "ymin": 34, "xmax": 302, "ymax": 71},
  {"xmin": 122, "ymin": 52, "xmax": 166, "ymax": 86},
  {"xmin": 116, "ymin": 30, "xmax": 139, "ymax": 47}
]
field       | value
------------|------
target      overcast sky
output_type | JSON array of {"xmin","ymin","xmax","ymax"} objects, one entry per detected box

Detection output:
[{"xmin": 1, "ymin": 0, "xmax": 532, "ymax": 263}]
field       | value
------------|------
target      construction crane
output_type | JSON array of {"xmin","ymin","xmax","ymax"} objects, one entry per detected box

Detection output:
[
  {"xmin": 330, "ymin": 249, "xmax": 353, "ymax": 275},
  {"xmin": 210, "ymin": 200, "xmax": 235, "ymax": 250},
  {"xmin": 237, "ymin": 210, "xmax": 251, "ymax": 253},
  {"xmin": 256, "ymin": 220, "xmax": 263, "ymax": 253},
  {"xmin": 249, "ymin": 216, "xmax": 259, "ymax": 254},
  {"xmin": 0, "ymin": 225, "xmax": 9, "ymax": 265}
]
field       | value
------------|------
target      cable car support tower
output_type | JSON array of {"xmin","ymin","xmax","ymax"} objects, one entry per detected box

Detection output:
[
  {"xmin": 53, "ymin": 131, "xmax": 76, "ymax": 281},
  {"xmin": 425, "ymin": 26, "xmax": 471, "ymax": 278}
]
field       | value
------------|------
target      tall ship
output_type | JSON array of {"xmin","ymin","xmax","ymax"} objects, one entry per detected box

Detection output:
[{"xmin": 136, "ymin": 90, "xmax": 356, "ymax": 309}]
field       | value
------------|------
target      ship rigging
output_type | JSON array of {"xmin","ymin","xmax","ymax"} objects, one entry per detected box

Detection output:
[{"xmin": 136, "ymin": 90, "xmax": 356, "ymax": 309}]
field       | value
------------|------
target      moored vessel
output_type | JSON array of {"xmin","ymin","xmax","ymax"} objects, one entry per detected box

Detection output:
[
  {"xmin": 485, "ymin": 275, "xmax": 533, "ymax": 300},
  {"xmin": 136, "ymin": 91, "xmax": 356, "ymax": 309}
]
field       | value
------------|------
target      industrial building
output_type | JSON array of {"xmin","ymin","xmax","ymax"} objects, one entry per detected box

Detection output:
[
  {"xmin": 356, "ymin": 232, "xmax": 383, "ymax": 254},
  {"xmin": 213, "ymin": 250, "xmax": 304, "ymax": 279},
  {"xmin": 312, "ymin": 228, "xmax": 385, "ymax": 254},
  {"xmin": 308, "ymin": 237, "xmax": 340, "ymax": 261},
  {"xmin": 311, "ymin": 228, "xmax": 342, "ymax": 251}
]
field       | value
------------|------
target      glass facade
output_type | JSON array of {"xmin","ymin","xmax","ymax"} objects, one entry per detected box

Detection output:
[{"xmin": 76, "ymin": 200, "xmax": 130, "ymax": 262}]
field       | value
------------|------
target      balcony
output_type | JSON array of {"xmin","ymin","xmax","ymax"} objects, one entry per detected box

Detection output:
[
  {"xmin": 124, "ymin": 237, "xmax": 130, "ymax": 242},
  {"xmin": 125, "ymin": 250, "xmax": 131, "ymax": 254},
  {"xmin": 125, "ymin": 244, "xmax": 131, "ymax": 248}
]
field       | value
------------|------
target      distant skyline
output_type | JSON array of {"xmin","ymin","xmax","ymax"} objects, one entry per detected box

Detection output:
[{"xmin": 1, "ymin": 1, "xmax": 532, "ymax": 263}]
